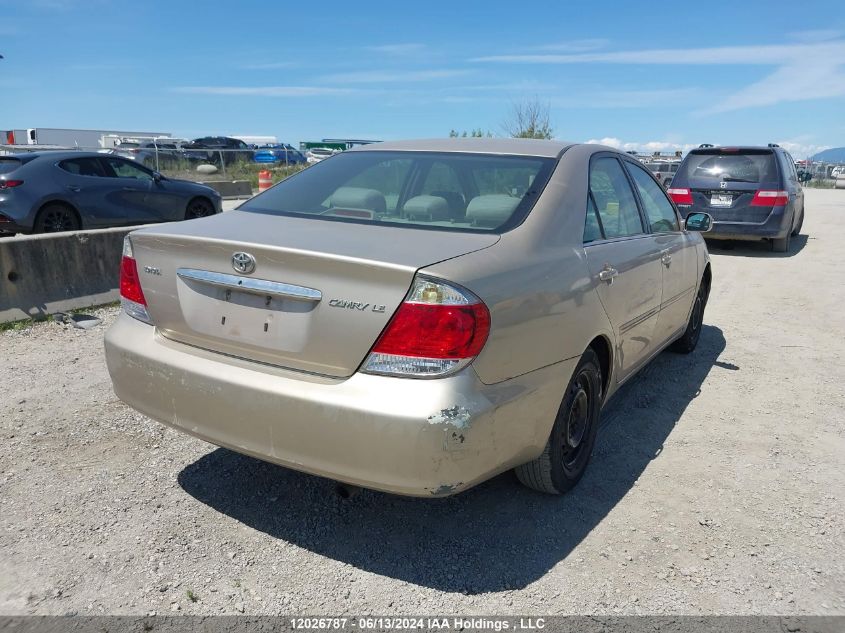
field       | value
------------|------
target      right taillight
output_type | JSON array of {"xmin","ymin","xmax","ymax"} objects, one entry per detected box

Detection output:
[
  {"xmin": 751, "ymin": 190, "xmax": 789, "ymax": 206},
  {"xmin": 0, "ymin": 180, "xmax": 24, "ymax": 189},
  {"xmin": 119, "ymin": 236, "xmax": 152, "ymax": 324},
  {"xmin": 362, "ymin": 276, "xmax": 491, "ymax": 378},
  {"xmin": 667, "ymin": 187, "xmax": 693, "ymax": 205}
]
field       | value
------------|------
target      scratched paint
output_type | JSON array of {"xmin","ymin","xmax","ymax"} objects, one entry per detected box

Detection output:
[{"xmin": 426, "ymin": 405, "xmax": 472, "ymax": 429}]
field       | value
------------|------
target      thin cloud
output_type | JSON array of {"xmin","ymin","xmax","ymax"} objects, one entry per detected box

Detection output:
[
  {"xmin": 788, "ymin": 29, "xmax": 843, "ymax": 43},
  {"xmin": 472, "ymin": 40, "xmax": 845, "ymax": 113},
  {"xmin": 238, "ymin": 61, "xmax": 300, "ymax": 70},
  {"xmin": 552, "ymin": 88, "xmax": 698, "ymax": 108},
  {"xmin": 536, "ymin": 38, "xmax": 609, "ymax": 52},
  {"xmin": 365, "ymin": 43, "xmax": 426, "ymax": 55},
  {"xmin": 318, "ymin": 69, "xmax": 470, "ymax": 84},
  {"xmin": 172, "ymin": 86, "xmax": 355, "ymax": 97},
  {"xmin": 471, "ymin": 41, "xmax": 845, "ymax": 65},
  {"xmin": 702, "ymin": 60, "xmax": 845, "ymax": 113}
]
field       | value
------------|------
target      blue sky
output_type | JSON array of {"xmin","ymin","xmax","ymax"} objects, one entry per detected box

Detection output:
[{"xmin": 1, "ymin": 0, "xmax": 844, "ymax": 157}]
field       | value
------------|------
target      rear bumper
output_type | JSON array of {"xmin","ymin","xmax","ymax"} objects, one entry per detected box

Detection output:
[
  {"xmin": 679, "ymin": 205, "xmax": 791, "ymax": 241},
  {"xmin": 104, "ymin": 313, "xmax": 572, "ymax": 497}
]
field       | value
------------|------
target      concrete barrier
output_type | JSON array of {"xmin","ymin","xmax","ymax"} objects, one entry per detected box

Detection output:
[
  {"xmin": 0, "ymin": 226, "xmax": 133, "ymax": 323},
  {"xmin": 200, "ymin": 180, "xmax": 253, "ymax": 198}
]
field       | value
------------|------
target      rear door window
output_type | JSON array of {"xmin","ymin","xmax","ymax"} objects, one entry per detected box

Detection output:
[
  {"xmin": 589, "ymin": 157, "xmax": 645, "ymax": 239},
  {"xmin": 59, "ymin": 157, "xmax": 107, "ymax": 177},
  {"xmin": 626, "ymin": 162, "xmax": 680, "ymax": 233}
]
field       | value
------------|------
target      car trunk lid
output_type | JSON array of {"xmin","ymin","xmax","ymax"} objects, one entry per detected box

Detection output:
[{"xmin": 128, "ymin": 210, "xmax": 499, "ymax": 377}]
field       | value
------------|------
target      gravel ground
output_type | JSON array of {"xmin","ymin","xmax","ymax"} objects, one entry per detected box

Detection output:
[{"xmin": 1, "ymin": 189, "xmax": 843, "ymax": 616}]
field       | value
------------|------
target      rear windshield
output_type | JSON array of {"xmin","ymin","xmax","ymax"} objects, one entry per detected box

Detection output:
[
  {"xmin": 677, "ymin": 149, "xmax": 778, "ymax": 184},
  {"xmin": 239, "ymin": 151, "xmax": 556, "ymax": 233}
]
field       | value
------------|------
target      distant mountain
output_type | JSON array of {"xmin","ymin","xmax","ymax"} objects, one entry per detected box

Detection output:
[{"xmin": 810, "ymin": 147, "xmax": 845, "ymax": 162}]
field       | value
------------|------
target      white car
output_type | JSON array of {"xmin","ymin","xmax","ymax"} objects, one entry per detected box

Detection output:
[{"xmin": 306, "ymin": 147, "xmax": 339, "ymax": 164}]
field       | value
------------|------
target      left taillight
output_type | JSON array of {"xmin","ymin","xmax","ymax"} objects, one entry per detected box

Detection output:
[
  {"xmin": 120, "ymin": 236, "xmax": 153, "ymax": 324},
  {"xmin": 0, "ymin": 180, "xmax": 24, "ymax": 190}
]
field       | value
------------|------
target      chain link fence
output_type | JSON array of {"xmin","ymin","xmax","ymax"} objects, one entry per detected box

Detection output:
[{"xmin": 0, "ymin": 143, "xmax": 310, "ymax": 189}]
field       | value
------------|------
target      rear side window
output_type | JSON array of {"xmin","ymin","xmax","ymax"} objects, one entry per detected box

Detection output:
[
  {"xmin": 588, "ymin": 157, "xmax": 644, "ymax": 239},
  {"xmin": 626, "ymin": 162, "xmax": 680, "ymax": 233},
  {"xmin": 677, "ymin": 150, "xmax": 778, "ymax": 184},
  {"xmin": 59, "ymin": 157, "xmax": 107, "ymax": 177},
  {"xmin": 0, "ymin": 158, "xmax": 23, "ymax": 174}
]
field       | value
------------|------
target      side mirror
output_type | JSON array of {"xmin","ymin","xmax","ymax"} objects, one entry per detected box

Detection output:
[
  {"xmin": 685, "ymin": 212, "xmax": 712, "ymax": 232},
  {"xmin": 152, "ymin": 171, "xmax": 163, "ymax": 182}
]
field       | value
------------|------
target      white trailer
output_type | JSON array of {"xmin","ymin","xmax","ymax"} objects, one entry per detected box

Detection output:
[{"xmin": 8, "ymin": 128, "xmax": 172, "ymax": 148}]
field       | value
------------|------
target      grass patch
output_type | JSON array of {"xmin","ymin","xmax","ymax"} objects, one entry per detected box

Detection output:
[{"xmin": 186, "ymin": 589, "xmax": 198, "ymax": 603}]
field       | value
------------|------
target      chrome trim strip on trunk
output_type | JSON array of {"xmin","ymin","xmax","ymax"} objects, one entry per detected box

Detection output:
[{"xmin": 176, "ymin": 268, "xmax": 322, "ymax": 302}]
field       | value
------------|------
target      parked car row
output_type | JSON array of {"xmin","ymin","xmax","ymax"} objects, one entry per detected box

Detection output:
[{"xmin": 104, "ymin": 136, "xmax": 308, "ymax": 169}]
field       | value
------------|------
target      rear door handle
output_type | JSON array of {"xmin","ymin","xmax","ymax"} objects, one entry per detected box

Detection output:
[
  {"xmin": 598, "ymin": 266, "xmax": 619, "ymax": 282},
  {"xmin": 661, "ymin": 250, "xmax": 672, "ymax": 266}
]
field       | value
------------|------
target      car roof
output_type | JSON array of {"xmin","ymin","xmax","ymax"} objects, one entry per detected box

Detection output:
[
  {"xmin": 689, "ymin": 146, "xmax": 782, "ymax": 152},
  {"xmin": 5, "ymin": 151, "xmax": 113, "ymax": 160},
  {"xmin": 347, "ymin": 137, "xmax": 576, "ymax": 158}
]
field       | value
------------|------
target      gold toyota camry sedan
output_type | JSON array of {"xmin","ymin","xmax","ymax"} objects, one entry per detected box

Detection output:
[{"xmin": 105, "ymin": 138, "xmax": 713, "ymax": 497}]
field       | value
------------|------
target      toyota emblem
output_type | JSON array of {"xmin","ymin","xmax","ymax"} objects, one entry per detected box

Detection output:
[{"xmin": 231, "ymin": 252, "xmax": 256, "ymax": 274}]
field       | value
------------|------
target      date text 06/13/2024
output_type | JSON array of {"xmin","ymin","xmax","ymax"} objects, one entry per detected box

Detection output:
[{"xmin": 289, "ymin": 618, "xmax": 547, "ymax": 631}]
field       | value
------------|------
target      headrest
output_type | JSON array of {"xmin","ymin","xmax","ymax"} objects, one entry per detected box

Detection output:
[
  {"xmin": 401, "ymin": 195, "xmax": 450, "ymax": 221},
  {"xmin": 466, "ymin": 195, "xmax": 520, "ymax": 228},
  {"xmin": 328, "ymin": 187, "xmax": 387, "ymax": 214}
]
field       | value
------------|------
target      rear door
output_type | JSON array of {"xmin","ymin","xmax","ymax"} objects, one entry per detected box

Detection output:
[
  {"xmin": 53, "ymin": 157, "xmax": 116, "ymax": 227},
  {"xmin": 583, "ymin": 155, "xmax": 664, "ymax": 381},
  {"xmin": 99, "ymin": 156, "xmax": 162, "ymax": 224},
  {"xmin": 676, "ymin": 149, "xmax": 780, "ymax": 224},
  {"xmin": 624, "ymin": 159, "xmax": 698, "ymax": 346}
]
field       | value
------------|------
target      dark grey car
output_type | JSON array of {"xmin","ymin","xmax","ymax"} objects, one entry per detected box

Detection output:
[
  {"xmin": 668, "ymin": 145, "xmax": 805, "ymax": 252},
  {"xmin": 0, "ymin": 151, "xmax": 222, "ymax": 235}
]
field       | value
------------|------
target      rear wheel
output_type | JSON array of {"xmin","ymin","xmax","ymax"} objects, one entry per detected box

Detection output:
[
  {"xmin": 772, "ymin": 232, "xmax": 791, "ymax": 253},
  {"xmin": 34, "ymin": 203, "xmax": 80, "ymax": 233},
  {"xmin": 670, "ymin": 275, "xmax": 709, "ymax": 354},
  {"xmin": 515, "ymin": 348, "xmax": 602, "ymax": 495},
  {"xmin": 185, "ymin": 197, "xmax": 215, "ymax": 220},
  {"xmin": 791, "ymin": 208, "xmax": 804, "ymax": 236}
]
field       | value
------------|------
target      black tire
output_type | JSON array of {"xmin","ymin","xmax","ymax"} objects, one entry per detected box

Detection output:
[
  {"xmin": 185, "ymin": 197, "xmax": 215, "ymax": 220},
  {"xmin": 670, "ymin": 275, "xmax": 709, "ymax": 354},
  {"xmin": 791, "ymin": 208, "xmax": 804, "ymax": 236},
  {"xmin": 33, "ymin": 203, "xmax": 80, "ymax": 234},
  {"xmin": 515, "ymin": 348, "xmax": 602, "ymax": 495},
  {"xmin": 772, "ymin": 232, "xmax": 790, "ymax": 253}
]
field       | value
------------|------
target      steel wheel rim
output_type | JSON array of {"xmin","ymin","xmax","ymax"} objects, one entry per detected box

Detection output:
[{"xmin": 562, "ymin": 372, "xmax": 593, "ymax": 470}]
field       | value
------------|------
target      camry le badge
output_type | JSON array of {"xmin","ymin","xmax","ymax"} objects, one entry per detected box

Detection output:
[{"xmin": 231, "ymin": 252, "xmax": 256, "ymax": 274}]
